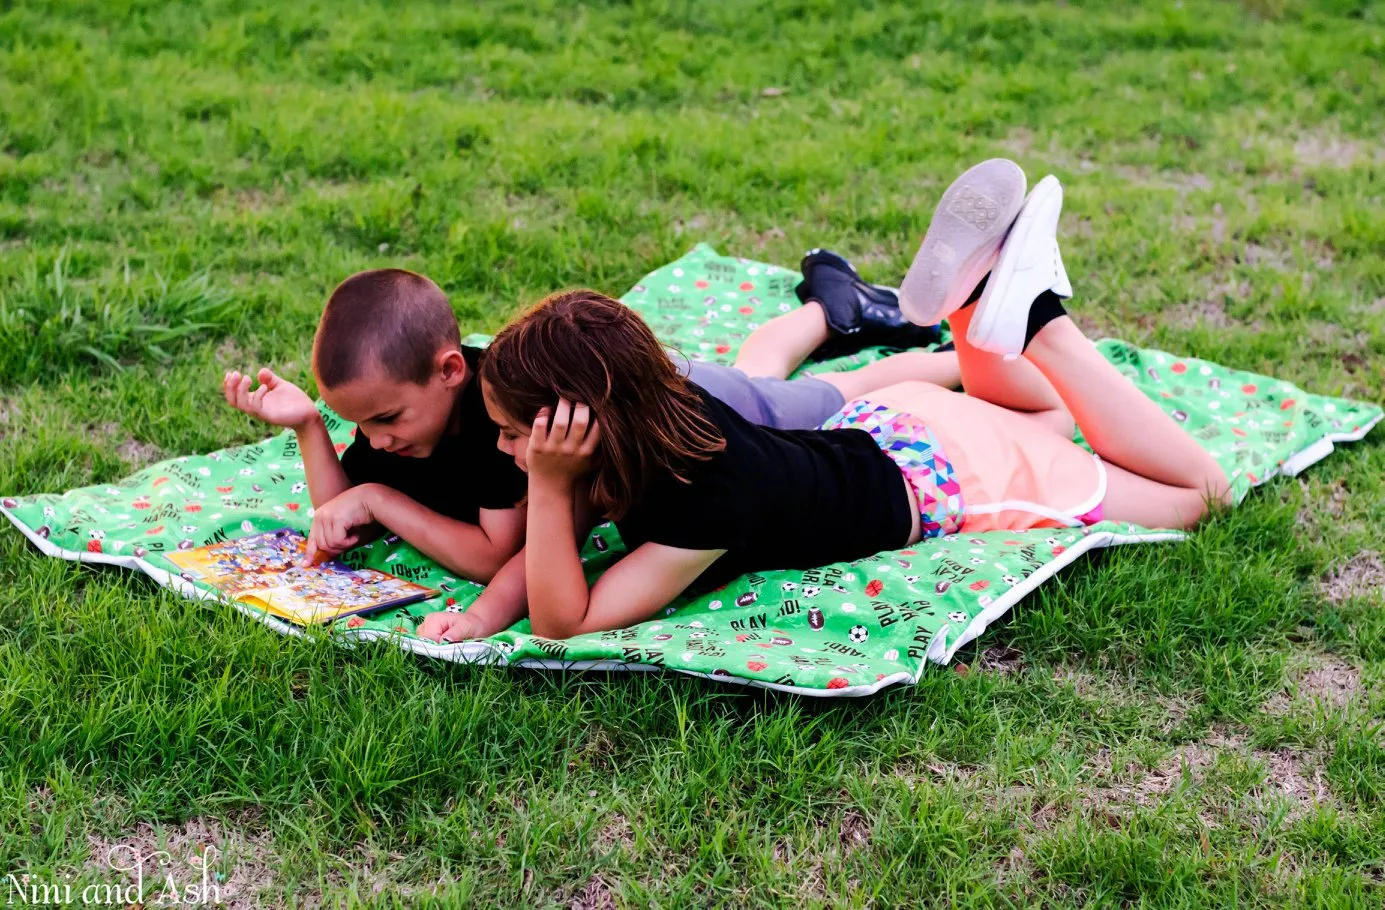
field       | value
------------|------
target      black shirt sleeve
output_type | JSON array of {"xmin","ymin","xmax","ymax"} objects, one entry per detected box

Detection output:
[
  {"xmin": 454, "ymin": 348, "xmax": 527, "ymax": 511},
  {"xmin": 339, "ymin": 433, "xmax": 386, "ymax": 486},
  {"xmin": 470, "ymin": 444, "xmax": 528, "ymax": 511},
  {"xmin": 614, "ymin": 384, "xmax": 913, "ymax": 582}
]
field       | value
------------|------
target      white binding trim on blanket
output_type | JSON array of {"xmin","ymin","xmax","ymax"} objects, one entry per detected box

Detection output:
[
  {"xmin": 938, "ymin": 528, "xmax": 1184, "ymax": 664},
  {"xmin": 0, "ymin": 504, "xmax": 306, "ymax": 640},
  {"xmin": 2, "ymin": 407, "xmax": 1378, "ymax": 697},
  {"xmin": 1277, "ymin": 412, "xmax": 1381, "ymax": 478}
]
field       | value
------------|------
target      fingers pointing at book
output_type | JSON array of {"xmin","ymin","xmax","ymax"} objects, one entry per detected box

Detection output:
[{"xmin": 303, "ymin": 485, "xmax": 377, "ymax": 566}]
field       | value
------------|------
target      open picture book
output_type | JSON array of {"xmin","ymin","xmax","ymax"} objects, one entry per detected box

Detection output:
[{"xmin": 166, "ymin": 527, "xmax": 438, "ymax": 626}]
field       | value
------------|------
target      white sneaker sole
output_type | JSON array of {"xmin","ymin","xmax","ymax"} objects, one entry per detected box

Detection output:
[
  {"xmin": 899, "ymin": 159, "xmax": 1027, "ymax": 326},
  {"xmin": 966, "ymin": 175, "xmax": 1064, "ymax": 358}
]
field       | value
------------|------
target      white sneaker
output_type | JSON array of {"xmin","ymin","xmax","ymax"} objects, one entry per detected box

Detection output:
[
  {"xmin": 899, "ymin": 159, "xmax": 1027, "ymax": 326},
  {"xmin": 965, "ymin": 175, "xmax": 1072, "ymax": 358}
]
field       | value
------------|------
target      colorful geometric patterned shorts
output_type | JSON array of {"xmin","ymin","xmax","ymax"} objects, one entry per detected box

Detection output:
[{"xmin": 820, "ymin": 398, "xmax": 966, "ymax": 539}]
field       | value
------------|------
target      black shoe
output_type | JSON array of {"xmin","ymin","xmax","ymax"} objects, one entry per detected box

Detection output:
[{"xmin": 796, "ymin": 248, "xmax": 941, "ymax": 357}]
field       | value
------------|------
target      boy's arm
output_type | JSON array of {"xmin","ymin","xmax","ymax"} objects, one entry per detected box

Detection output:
[
  {"xmin": 295, "ymin": 413, "xmax": 353, "ymax": 508},
  {"xmin": 307, "ymin": 484, "xmax": 525, "ymax": 583},
  {"xmin": 222, "ymin": 368, "xmax": 352, "ymax": 507}
]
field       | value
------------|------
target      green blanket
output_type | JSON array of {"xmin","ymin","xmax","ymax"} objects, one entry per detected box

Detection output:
[{"xmin": 3, "ymin": 244, "xmax": 1380, "ymax": 695}]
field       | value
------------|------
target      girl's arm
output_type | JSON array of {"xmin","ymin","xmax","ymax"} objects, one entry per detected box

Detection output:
[
  {"xmin": 417, "ymin": 477, "xmax": 604, "ymax": 643},
  {"xmin": 527, "ymin": 476, "xmax": 724, "ymax": 638},
  {"xmin": 523, "ymin": 398, "xmax": 725, "ymax": 639}
]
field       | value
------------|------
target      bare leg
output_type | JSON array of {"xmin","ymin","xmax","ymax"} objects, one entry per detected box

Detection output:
[
  {"xmin": 947, "ymin": 303, "xmax": 1074, "ymax": 439},
  {"xmin": 1023, "ymin": 316, "xmax": 1231, "ymax": 505},
  {"xmin": 862, "ymin": 377, "xmax": 1228, "ymax": 531},
  {"xmin": 733, "ymin": 303, "xmax": 830, "ymax": 380},
  {"xmin": 814, "ymin": 351, "xmax": 961, "ymax": 398},
  {"xmin": 1098, "ymin": 461, "xmax": 1226, "ymax": 530}
]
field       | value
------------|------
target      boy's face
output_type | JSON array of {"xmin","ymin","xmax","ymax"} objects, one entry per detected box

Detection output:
[
  {"xmin": 481, "ymin": 379, "xmax": 531, "ymax": 473},
  {"xmin": 320, "ymin": 350, "xmax": 467, "ymax": 458}
]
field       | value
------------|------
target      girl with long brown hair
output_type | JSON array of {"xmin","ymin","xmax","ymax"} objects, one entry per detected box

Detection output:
[{"xmin": 480, "ymin": 164, "xmax": 1231, "ymax": 640}]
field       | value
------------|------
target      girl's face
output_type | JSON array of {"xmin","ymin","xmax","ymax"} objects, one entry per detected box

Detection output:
[{"xmin": 481, "ymin": 379, "xmax": 532, "ymax": 473}]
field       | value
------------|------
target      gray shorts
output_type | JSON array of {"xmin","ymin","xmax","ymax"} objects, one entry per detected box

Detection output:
[{"xmin": 670, "ymin": 353, "xmax": 847, "ymax": 431}]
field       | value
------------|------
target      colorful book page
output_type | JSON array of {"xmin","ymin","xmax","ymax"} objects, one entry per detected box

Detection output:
[{"xmin": 166, "ymin": 528, "xmax": 437, "ymax": 625}]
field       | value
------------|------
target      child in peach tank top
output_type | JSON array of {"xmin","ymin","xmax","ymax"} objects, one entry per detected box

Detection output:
[{"xmin": 857, "ymin": 381, "xmax": 1107, "ymax": 533}]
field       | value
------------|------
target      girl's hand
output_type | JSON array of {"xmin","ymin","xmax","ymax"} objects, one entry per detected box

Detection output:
[
  {"xmin": 303, "ymin": 484, "xmax": 379, "ymax": 566},
  {"xmin": 417, "ymin": 610, "xmax": 482, "ymax": 644},
  {"xmin": 223, "ymin": 367, "xmax": 320, "ymax": 431},
  {"xmin": 526, "ymin": 398, "xmax": 600, "ymax": 485}
]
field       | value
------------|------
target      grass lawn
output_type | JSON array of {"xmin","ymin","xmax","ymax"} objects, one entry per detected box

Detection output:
[{"xmin": 2, "ymin": 0, "xmax": 1384, "ymax": 905}]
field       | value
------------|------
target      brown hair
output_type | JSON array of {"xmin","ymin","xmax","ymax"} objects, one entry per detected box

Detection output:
[
  {"xmin": 480, "ymin": 289, "xmax": 725, "ymax": 520},
  {"xmin": 312, "ymin": 269, "xmax": 461, "ymax": 388}
]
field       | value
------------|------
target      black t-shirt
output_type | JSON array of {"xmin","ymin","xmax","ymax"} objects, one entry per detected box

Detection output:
[
  {"xmin": 616, "ymin": 385, "xmax": 913, "ymax": 590},
  {"xmin": 339, "ymin": 346, "xmax": 527, "ymax": 524}
]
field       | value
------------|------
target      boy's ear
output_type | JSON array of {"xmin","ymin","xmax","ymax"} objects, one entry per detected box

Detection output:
[{"xmin": 437, "ymin": 348, "xmax": 469, "ymax": 387}]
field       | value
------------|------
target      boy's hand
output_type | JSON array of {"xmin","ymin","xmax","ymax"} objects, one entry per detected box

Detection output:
[
  {"xmin": 303, "ymin": 484, "xmax": 379, "ymax": 566},
  {"xmin": 527, "ymin": 398, "xmax": 600, "ymax": 485},
  {"xmin": 223, "ymin": 368, "xmax": 319, "ymax": 431},
  {"xmin": 417, "ymin": 610, "xmax": 484, "ymax": 644}
]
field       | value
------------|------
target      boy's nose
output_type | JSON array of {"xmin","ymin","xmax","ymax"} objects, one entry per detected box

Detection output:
[{"xmin": 371, "ymin": 434, "xmax": 393, "ymax": 450}]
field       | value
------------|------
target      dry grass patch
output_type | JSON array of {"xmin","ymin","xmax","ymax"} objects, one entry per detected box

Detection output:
[
  {"xmin": 838, "ymin": 808, "xmax": 872, "ymax": 855},
  {"xmin": 310, "ymin": 842, "xmax": 455, "ymax": 907},
  {"xmin": 595, "ymin": 812, "xmax": 635, "ymax": 855},
  {"xmin": 570, "ymin": 724, "xmax": 618, "ymax": 774},
  {"xmin": 1243, "ymin": 242, "xmax": 1293, "ymax": 273},
  {"xmin": 1290, "ymin": 476, "xmax": 1372, "ymax": 544},
  {"xmin": 1171, "ymin": 210, "xmax": 1229, "ymax": 244},
  {"xmin": 83, "ymin": 809, "xmax": 278, "ymax": 910},
  {"xmin": 1293, "ymin": 131, "xmax": 1363, "ymax": 170},
  {"xmin": 1157, "ymin": 278, "xmax": 1256, "ymax": 332},
  {"xmin": 1112, "ymin": 165, "xmax": 1214, "ymax": 195},
  {"xmin": 117, "ymin": 437, "xmax": 163, "ymax": 467},
  {"xmin": 0, "ymin": 397, "xmax": 16, "ymax": 441},
  {"xmin": 1265, "ymin": 652, "xmax": 1366, "ymax": 717},
  {"xmin": 567, "ymin": 874, "xmax": 617, "ymax": 910},
  {"xmin": 977, "ymin": 645, "xmax": 1026, "ymax": 675},
  {"xmin": 1078, "ymin": 731, "xmax": 1333, "ymax": 821},
  {"xmin": 1320, "ymin": 551, "xmax": 1385, "ymax": 605},
  {"xmin": 214, "ymin": 337, "xmax": 246, "ymax": 366},
  {"xmin": 1051, "ymin": 665, "xmax": 1194, "ymax": 733}
]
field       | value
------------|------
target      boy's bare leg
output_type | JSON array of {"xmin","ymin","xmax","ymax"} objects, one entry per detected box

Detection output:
[
  {"xmin": 733, "ymin": 303, "xmax": 831, "ymax": 380},
  {"xmin": 945, "ymin": 301, "xmax": 1074, "ymax": 438},
  {"xmin": 736, "ymin": 300, "xmax": 964, "ymax": 395}
]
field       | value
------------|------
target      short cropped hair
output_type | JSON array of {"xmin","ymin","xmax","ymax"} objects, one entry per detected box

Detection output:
[{"xmin": 312, "ymin": 269, "xmax": 461, "ymax": 388}]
